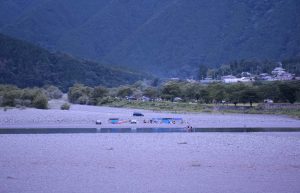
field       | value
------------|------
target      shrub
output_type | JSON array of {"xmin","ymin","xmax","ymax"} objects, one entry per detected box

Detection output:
[
  {"xmin": 32, "ymin": 93, "xmax": 48, "ymax": 109},
  {"xmin": 3, "ymin": 89, "xmax": 22, "ymax": 106},
  {"xmin": 97, "ymin": 96, "xmax": 115, "ymax": 105},
  {"xmin": 45, "ymin": 85, "xmax": 63, "ymax": 99},
  {"xmin": 117, "ymin": 86, "xmax": 133, "ymax": 98},
  {"xmin": 61, "ymin": 103, "xmax": 70, "ymax": 110},
  {"xmin": 0, "ymin": 96, "xmax": 3, "ymax": 106},
  {"xmin": 68, "ymin": 84, "xmax": 93, "ymax": 104}
]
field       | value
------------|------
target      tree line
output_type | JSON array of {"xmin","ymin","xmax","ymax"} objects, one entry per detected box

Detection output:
[
  {"xmin": 1, "ymin": 80, "xmax": 299, "ymax": 110},
  {"xmin": 68, "ymin": 80, "xmax": 300, "ymax": 106},
  {"xmin": 0, "ymin": 85, "xmax": 62, "ymax": 109}
]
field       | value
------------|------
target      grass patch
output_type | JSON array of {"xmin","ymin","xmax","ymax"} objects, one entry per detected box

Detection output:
[
  {"xmin": 220, "ymin": 108, "xmax": 300, "ymax": 119},
  {"xmin": 100, "ymin": 100, "xmax": 300, "ymax": 118},
  {"xmin": 101, "ymin": 100, "xmax": 211, "ymax": 113}
]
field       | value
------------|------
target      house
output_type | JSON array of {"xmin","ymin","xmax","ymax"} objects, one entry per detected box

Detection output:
[
  {"xmin": 140, "ymin": 96, "xmax": 150, "ymax": 102},
  {"xmin": 238, "ymin": 77, "xmax": 254, "ymax": 82},
  {"xmin": 221, "ymin": 75, "xmax": 240, "ymax": 83},
  {"xmin": 258, "ymin": 73, "xmax": 274, "ymax": 81},
  {"xmin": 241, "ymin": 72, "xmax": 252, "ymax": 77},
  {"xmin": 271, "ymin": 63, "xmax": 294, "ymax": 81},
  {"xmin": 200, "ymin": 77, "xmax": 220, "ymax": 84},
  {"xmin": 186, "ymin": 79, "xmax": 198, "ymax": 83}
]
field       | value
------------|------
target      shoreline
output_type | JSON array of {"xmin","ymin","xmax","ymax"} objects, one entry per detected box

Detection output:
[
  {"xmin": 1, "ymin": 103, "xmax": 300, "ymax": 129},
  {"xmin": 1, "ymin": 127, "xmax": 300, "ymax": 134}
]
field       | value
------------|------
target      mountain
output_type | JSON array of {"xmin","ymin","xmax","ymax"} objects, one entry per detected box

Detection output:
[
  {"xmin": 0, "ymin": 33, "xmax": 144, "ymax": 90},
  {"xmin": 1, "ymin": 0, "xmax": 300, "ymax": 77}
]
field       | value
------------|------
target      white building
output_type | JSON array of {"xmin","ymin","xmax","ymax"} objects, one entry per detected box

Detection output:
[
  {"xmin": 258, "ymin": 73, "xmax": 275, "ymax": 81},
  {"xmin": 221, "ymin": 75, "xmax": 239, "ymax": 83},
  {"xmin": 271, "ymin": 63, "xmax": 294, "ymax": 81},
  {"xmin": 200, "ymin": 77, "xmax": 220, "ymax": 84},
  {"xmin": 238, "ymin": 77, "xmax": 254, "ymax": 82}
]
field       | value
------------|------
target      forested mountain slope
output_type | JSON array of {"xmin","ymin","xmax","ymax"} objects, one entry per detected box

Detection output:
[
  {"xmin": 1, "ymin": 0, "xmax": 299, "ymax": 77},
  {"xmin": 0, "ymin": 33, "xmax": 144, "ymax": 90}
]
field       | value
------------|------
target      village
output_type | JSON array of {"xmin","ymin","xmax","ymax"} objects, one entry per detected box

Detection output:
[
  {"xmin": 198, "ymin": 63, "xmax": 299, "ymax": 84},
  {"xmin": 116, "ymin": 63, "xmax": 300, "ymax": 104}
]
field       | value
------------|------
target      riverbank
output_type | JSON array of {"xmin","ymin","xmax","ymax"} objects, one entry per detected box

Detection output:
[
  {"xmin": 1, "ymin": 103, "xmax": 300, "ymax": 129},
  {"xmin": 1, "ymin": 133, "xmax": 300, "ymax": 193}
]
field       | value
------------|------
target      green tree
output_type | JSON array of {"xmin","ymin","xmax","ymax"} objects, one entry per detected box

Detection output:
[
  {"xmin": 117, "ymin": 86, "xmax": 133, "ymax": 98},
  {"xmin": 278, "ymin": 82, "xmax": 298, "ymax": 104},
  {"xmin": 143, "ymin": 87, "xmax": 159, "ymax": 98},
  {"xmin": 198, "ymin": 64, "xmax": 208, "ymax": 79},
  {"xmin": 45, "ymin": 85, "xmax": 63, "ymax": 99},
  {"xmin": 161, "ymin": 82, "xmax": 182, "ymax": 101},
  {"xmin": 32, "ymin": 93, "xmax": 48, "ymax": 109},
  {"xmin": 68, "ymin": 84, "xmax": 93, "ymax": 104}
]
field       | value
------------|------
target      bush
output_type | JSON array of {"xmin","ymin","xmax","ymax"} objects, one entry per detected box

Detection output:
[
  {"xmin": 45, "ymin": 85, "xmax": 63, "ymax": 99},
  {"xmin": 32, "ymin": 93, "xmax": 48, "ymax": 109},
  {"xmin": 3, "ymin": 89, "xmax": 22, "ymax": 106},
  {"xmin": 0, "ymin": 96, "xmax": 3, "ymax": 106},
  {"xmin": 117, "ymin": 86, "xmax": 133, "ymax": 98},
  {"xmin": 61, "ymin": 103, "xmax": 70, "ymax": 110},
  {"xmin": 68, "ymin": 84, "xmax": 93, "ymax": 104},
  {"xmin": 97, "ymin": 96, "xmax": 115, "ymax": 105}
]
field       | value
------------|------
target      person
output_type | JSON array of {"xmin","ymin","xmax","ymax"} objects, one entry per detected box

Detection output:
[{"xmin": 186, "ymin": 125, "xmax": 193, "ymax": 132}]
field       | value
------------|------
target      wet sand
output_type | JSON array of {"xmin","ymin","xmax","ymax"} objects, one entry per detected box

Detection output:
[
  {"xmin": 1, "ymin": 133, "xmax": 300, "ymax": 193},
  {"xmin": 0, "ymin": 104, "xmax": 300, "ymax": 129}
]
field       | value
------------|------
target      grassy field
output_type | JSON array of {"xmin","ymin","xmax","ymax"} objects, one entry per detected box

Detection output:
[{"xmin": 101, "ymin": 100, "xmax": 300, "ymax": 118}]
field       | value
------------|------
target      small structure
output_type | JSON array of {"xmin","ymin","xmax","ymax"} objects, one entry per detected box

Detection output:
[
  {"xmin": 173, "ymin": 97, "xmax": 183, "ymax": 102},
  {"xmin": 108, "ymin": 118, "xmax": 128, "ymax": 124},
  {"xmin": 271, "ymin": 63, "xmax": 294, "ymax": 81},
  {"xmin": 154, "ymin": 97, "xmax": 163, "ymax": 102},
  {"xmin": 264, "ymin": 99, "xmax": 274, "ymax": 104},
  {"xmin": 258, "ymin": 73, "xmax": 274, "ymax": 81},
  {"xmin": 130, "ymin": 119, "xmax": 137, "ymax": 124},
  {"xmin": 238, "ymin": 77, "xmax": 254, "ymax": 83},
  {"xmin": 200, "ymin": 77, "xmax": 220, "ymax": 84},
  {"xmin": 222, "ymin": 75, "xmax": 240, "ymax": 83},
  {"xmin": 140, "ymin": 96, "xmax": 150, "ymax": 102},
  {"xmin": 151, "ymin": 118, "xmax": 184, "ymax": 124},
  {"xmin": 186, "ymin": 79, "xmax": 198, "ymax": 83},
  {"xmin": 108, "ymin": 118, "xmax": 120, "ymax": 124},
  {"xmin": 126, "ymin": 96, "xmax": 137, "ymax": 101},
  {"xmin": 241, "ymin": 72, "xmax": 251, "ymax": 77}
]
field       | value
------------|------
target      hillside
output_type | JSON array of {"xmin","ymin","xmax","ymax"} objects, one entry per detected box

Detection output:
[
  {"xmin": 1, "ymin": 0, "xmax": 300, "ymax": 77},
  {"xmin": 0, "ymin": 33, "xmax": 144, "ymax": 90}
]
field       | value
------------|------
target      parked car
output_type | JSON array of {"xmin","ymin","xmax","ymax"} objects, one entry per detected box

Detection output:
[
  {"xmin": 133, "ymin": 112, "xmax": 144, "ymax": 116},
  {"xmin": 96, "ymin": 120, "xmax": 102, "ymax": 125},
  {"xmin": 130, "ymin": 119, "xmax": 138, "ymax": 124}
]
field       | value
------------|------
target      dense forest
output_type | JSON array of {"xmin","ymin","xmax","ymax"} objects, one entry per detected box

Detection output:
[
  {"xmin": 0, "ymin": 33, "xmax": 145, "ymax": 91},
  {"xmin": 1, "ymin": 0, "xmax": 299, "ymax": 77}
]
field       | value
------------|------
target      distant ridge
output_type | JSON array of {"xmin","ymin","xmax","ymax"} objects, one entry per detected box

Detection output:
[
  {"xmin": 1, "ymin": 0, "xmax": 299, "ymax": 77},
  {"xmin": 0, "ymin": 33, "xmax": 144, "ymax": 90}
]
